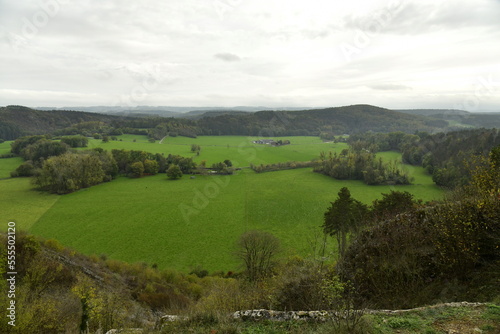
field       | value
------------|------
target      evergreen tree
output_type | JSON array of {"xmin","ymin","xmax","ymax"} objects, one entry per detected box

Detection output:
[{"xmin": 323, "ymin": 187, "xmax": 367, "ymax": 258}]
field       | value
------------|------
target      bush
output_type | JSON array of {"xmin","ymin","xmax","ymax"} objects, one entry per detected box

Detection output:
[
  {"xmin": 11, "ymin": 161, "xmax": 35, "ymax": 177},
  {"xmin": 271, "ymin": 258, "xmax": 343, "ymax": 311},
  {"xmin": 166, "ymin": 164, "xmax": 182, "ymax": 180}
]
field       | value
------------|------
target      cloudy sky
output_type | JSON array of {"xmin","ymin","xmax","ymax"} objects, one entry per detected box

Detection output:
[{"xmin": 1, "ymin": 0, "xmax": 499, "ymax": 110}]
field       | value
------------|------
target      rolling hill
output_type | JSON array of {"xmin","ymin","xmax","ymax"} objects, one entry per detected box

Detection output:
[
  {"xmin": 197, "ymin": 104, "xmax": 450, "ymax": 136},
  {"xmin": 1, "ymin": 103, "xmax": 482, "ymax": 141},
  {"xmin": 0, "ymin": 105, "xmax": 135, "ymax": 140}
]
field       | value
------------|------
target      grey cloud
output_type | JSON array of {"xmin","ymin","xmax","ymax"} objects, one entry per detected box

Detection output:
[
  {"xmin": 343, "ymin": 0, "xmax": 500, "ymax": 35},
  {"xmin": 214, "ymin": 53, "xmax": 241, "ymax": 62}
]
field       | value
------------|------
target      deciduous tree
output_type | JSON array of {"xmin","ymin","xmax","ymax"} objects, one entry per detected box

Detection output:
[
  {"xmin": 235, "ymin": 230, "xmax": 281, "ymax": 282},
  {"xmin": 166, "ymin": 164, "xmax": 182, "ymax": 180}
]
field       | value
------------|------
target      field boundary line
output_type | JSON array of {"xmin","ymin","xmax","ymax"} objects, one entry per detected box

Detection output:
[{"xmin": 28, "ymin": 194, "xmax": 62, "ymax": 231}]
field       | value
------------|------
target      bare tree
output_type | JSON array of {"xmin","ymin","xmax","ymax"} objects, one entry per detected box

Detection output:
[{"xmin": 235, "ymin": 230, "xmax": 281, "ymax": 282}]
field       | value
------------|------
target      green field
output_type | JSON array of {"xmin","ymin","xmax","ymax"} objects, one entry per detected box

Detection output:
[
  {"xmin": 0, "ymin": 177, "xmax": 59, "ymax": 229},
  {"xmin": 0, "ymin": 136, "xmax": 444, "ymax": 272},
  {"xmin": 0, "ymin": 157, "xmax": 22, "ymax": 178},
  {"xmin": 0, "ymin": 140, "xmax": 12, "ymax": 155},
  {"xmin": 86, "ymin": 135, "xmax": 342, "ymax": 166}
]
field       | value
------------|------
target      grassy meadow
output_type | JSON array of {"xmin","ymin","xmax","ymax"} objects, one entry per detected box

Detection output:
[
  {"xmin": 0, "ymin": 135, "xmax": 444, "ymax": 273},
  {"xmin": 86, "ymin": 135, "xmax": 340, "ymax": 166}
]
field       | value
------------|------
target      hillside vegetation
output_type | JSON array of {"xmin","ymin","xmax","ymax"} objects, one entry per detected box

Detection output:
[
  {"xmin": 1, "ymin": 104, "xmax": 453, "ymax": 141},
  {"xmin": 0, "ymin": 105, "xmax": 132, "ymax": 140},
  {"xmin": 197, "ymin": 104, "xmax": 448, "ymax": 136},
  {"xmin": 1, "ymin": 232, "xmax": 498, "ymax": 333},
  {"xmin": 348, "ymin": 128, "xmax": 500, "ymax": 188}
]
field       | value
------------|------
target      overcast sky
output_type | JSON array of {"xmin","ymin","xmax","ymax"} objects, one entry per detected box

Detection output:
[{"xmin": 1, "ymin": 0, "xmax": 499, "ymax": 110}]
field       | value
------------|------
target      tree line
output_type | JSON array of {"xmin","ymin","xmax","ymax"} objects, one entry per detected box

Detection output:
[
  {"xmin": 314, "ymin": 149, "xmax": 412, "ymax": 185},
  {"xmin": 9, "ymin": 135, "xmax": 234, "ymax": 194},
  {"xmin": 348, "ymin": 128, "xmax": 500, "ymax": 188},
  {"xmin": 250, "ymin": 160, "xmax": 319, "ymax": 173}
]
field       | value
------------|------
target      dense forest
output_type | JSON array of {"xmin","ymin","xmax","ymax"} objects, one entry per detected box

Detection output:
[
  {"xmin": 196, "ymin": 105, "xmax": 448, "ymax": 136},
  {"xmin": 396, "ymin": 109, "xmax": 500, "ymax": 128},
  {"xmin": 0, "ymin": 104, "xmax": 454, "ymax": 141},
  {"xmin": 0, "ymin": 105, "xmax": 198, "ymax": 141}
]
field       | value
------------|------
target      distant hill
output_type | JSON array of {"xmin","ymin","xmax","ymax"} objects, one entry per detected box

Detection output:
[
  {"xmin": 197, "ymin": 104, "xmax": 450, "ymax": 136},
  {"xmin": 0, "ymin": 105, "xmax": 134, "ymax": 140},
  {"xmin": 1, "ymin": 104, "xmax": 457, "ymax": 140},
  {"xmin": 462, "ymin": 112, "xmax": 500, "ymax": 128},
  {"xmin": 36, "ymin": 105, "xmax": 311, "ymax": 116},
  {"xmin": 394, "ymin": 109, "xmax": 470, "ymax": 117},
  {"xmin": 395, "ymin": 109, "xmax": 500, "ymax": 129},
  {"xmin": 179, "ymin": 109, "xmax": 253, "ymax": 119}
]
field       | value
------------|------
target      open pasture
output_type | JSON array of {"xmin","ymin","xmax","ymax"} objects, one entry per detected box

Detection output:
[
  {"xmin": 29, "ymin": 166, "xmax": 443, "ymax": 272},
  {"xmin": 86, "ymin": 135, "xmax": 343, "ymax": 166},
  {"xmin": 0, "ymin": 140, "xmax": 12, "ymax": 155}
]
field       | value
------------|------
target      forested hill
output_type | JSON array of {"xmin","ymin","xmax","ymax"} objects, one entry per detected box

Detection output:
[
  {"xmin": 395, "ymin": 109, "xmax": 500, "ymax": 128},
  {"xmin": 197, "ymin": 104, "xmax": 448, "ymax": 136},
  {"xmin": 1, "ymin": 104, "xmax": 451, "ymax": 140},
  {"xmin": 395, "ymin": 109, "xmax": 470, "ymax": 117},
  {"xmin": 0, "ymin": 105, "xmax": 136, "ymax": 140}
]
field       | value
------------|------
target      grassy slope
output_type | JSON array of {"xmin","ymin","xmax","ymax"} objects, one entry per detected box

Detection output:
[
  {"xmin": 0, "ymin": 156, "xmax": 22, "ymax": 178},
  {"xmin": 0, "ymin": 140, "xmax": 12, "ymax": 155}
]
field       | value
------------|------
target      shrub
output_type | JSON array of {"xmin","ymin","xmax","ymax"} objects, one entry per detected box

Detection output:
[
  {"xmin": 11, "ymin": 161, "xmax": 35, "ymax": 177},
  {"xmin": 166, "ymin": 164, "xmax": 183, "ymax": 180}
]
